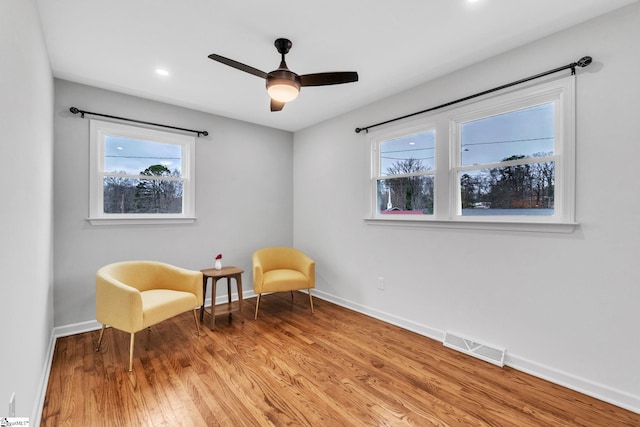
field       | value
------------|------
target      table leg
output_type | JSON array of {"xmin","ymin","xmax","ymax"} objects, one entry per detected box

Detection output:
[
  {"xmin": 237, "ymin": 274, "xmax": 244, "ymax": 323},
  {"xmin": 210, "ymin": 278, "xmax": 218, "ymax": 330},
  {"xmin": 200, "ymin": 276, "xmax": 208, "ymax": 322},
  {"xmin": 227, "ymin": 278, "xmax": 232, "ymax": 320}
]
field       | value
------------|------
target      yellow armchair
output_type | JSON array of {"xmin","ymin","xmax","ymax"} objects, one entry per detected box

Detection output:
[
  {"xmin": 252, "ymin": 247, "xmax": 315, "ymax": 319},
  {"xmin": 95, "ymin": 260, "xmax": 203, "ymax": 371}
]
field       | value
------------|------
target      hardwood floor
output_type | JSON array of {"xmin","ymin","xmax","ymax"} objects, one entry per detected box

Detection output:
[{"xmin": 42, "ymin": 293, "xmax": 639, "ymax": 426}]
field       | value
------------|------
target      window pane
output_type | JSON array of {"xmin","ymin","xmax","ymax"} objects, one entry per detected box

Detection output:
[
  {"xmin": 105, "ymin": 136, "xmax": 183, "ymax": 176},
  {"xmin": 461, "ymin": 103, "xmax": 554, "ymax": 166},
  {"xmin": 459, "ymin": 161, "xmax": 555, "ymax": 216},
  {"xmin": 380, "ymin": 131, "xmax": 435, "ymax": 176},
  {"xmin": 377, "ymin": 177, "xmax": 434, "ymax": 215},
  {"xmin": 103, "ymin": 176, "xmax": 183, "ymax": 214}
]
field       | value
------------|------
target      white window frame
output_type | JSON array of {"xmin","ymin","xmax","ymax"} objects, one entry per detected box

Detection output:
[
  {"xmin": 371, "ymin": 121, "xmax": 437, "ymax": 215},
  {"xmin": 366, "ymin": 75, "xmax": 577, "ymax": 233},
  {"xmin": 88, "ymin": 119, "xmax": 196, "ymax": 225}
]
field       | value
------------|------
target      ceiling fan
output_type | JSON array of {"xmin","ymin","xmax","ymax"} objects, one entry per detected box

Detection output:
[{"xmin": 208, "ymin": 38, "xmax": 358, "ymax": 112}]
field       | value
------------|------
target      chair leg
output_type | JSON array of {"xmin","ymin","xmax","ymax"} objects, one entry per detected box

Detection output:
[
  {"xmin": 308, "ymin": 289, "xmax": 314, "ymax": 314},
  {"xmin": 128, "ymin": 332, "xmax": 135, "ymax": 372},
  {"xmin": 254, "ymin": 294, "xmax": 261, "ymax": 320},
  {"xmin": 96, "ymin": 324, "xmax": 106, "ymax": 352},
  {"xmin": 290, "ymin": 290, "xmax": 294, "ymax": 300},
  {"xmin": 192, "ymin": 308, "xmax": 200, "ymax": 336}
]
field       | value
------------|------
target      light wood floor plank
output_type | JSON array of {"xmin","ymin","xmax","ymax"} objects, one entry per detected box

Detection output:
[{"xmin": 41, "ymin": 293, "xmax": 640, "ymax": 426}]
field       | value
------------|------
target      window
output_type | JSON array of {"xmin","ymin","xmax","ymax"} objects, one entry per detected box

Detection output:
[
  {"xmin": 89, "ymin": 120, "xmax": 196, "ymax": 224},
  {"xmin": 374, "ymin": 128, "xmax": 436, "ymax": 216},
  {"xmin": 368, "ymin": 76, "xmax": 576, "ymax": 231}
]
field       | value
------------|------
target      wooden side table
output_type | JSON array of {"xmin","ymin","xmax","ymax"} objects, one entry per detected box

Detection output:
[{"xmin": 200, "ymin": 266, "xmax": 244, "ymax": 330}]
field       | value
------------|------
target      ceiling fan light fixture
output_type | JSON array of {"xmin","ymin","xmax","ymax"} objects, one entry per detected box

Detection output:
[
  {"xmin": 209, "ymin": 37, "xmax": 358, "ymax": 111},
  {"xmin": 266, "ymin": 78, "xmax": 300, "ymax": 103}
]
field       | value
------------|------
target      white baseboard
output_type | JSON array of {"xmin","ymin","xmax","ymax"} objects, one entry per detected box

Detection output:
[
  {"xmin": 312, "ymin": 289, "xmax": 444, "ymax": 342},
  {"xmin": 507, "ymin": 354, "xmax": 640, "ymax": 415},
  {"xmin": 32, "ymin": 320, "xmax": 104, "ymax": 425},
  {"xmin": 312, "ymin": 289, "xmax": 640, "ymax": 415},
  {"xmin": 36, "ymin": 289, "xmax": 639, "ymax": 422},
  {"xmin": 31, "ymin": 330, "xmax": 56, "ymax": 427},
  {"xmin": 54, "ymin": 319, "xmax": 103, "ymax": 338},
  {"xmin": 50, "ymin": 290, "xmax": 258, "ymax": 339}
]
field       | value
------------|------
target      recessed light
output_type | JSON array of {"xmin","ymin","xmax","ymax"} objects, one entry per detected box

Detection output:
[
  {"xmin": 155, "ymin": 68, "xmax": 170, "ymax": 77},
  {"xmin": 409, "ymin": 141, "xmax": 416, "ymax": 145}
]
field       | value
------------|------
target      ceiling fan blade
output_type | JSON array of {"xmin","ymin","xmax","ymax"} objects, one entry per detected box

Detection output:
[
  {"xmin": 300, "ymin": 72, "xmax": 359, "ymax": 87},
  {"xmin": 208, "ymin": 54, "xmax": 268, "ymax": 79},
  {"xmin": 270, "ymin": 99, "xmax": 285, "ymax": 112}
]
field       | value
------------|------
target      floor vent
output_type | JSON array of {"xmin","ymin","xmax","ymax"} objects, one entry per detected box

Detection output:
[{"xmin": 443, "ymin": 332, "xmax": 506, "ymax": 367}]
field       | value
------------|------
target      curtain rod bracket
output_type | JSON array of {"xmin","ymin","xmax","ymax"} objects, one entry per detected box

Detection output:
[
  {"xmin": 69, "ymin": 107, "xmax": 208, "ymax": 137},
  {"xmin": 69, "ymin": 107, "xmax": 84, "ymax": 118},
  {"xmin": 355, "ymin": 55, "xmax": 593, "ymax": 134}
]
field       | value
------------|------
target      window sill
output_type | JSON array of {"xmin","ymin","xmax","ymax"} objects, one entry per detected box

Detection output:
[
  {"xmin": 87, "ymin": 217, "xmax": 197, "ymax": 226},
  {"xmin": 364, "ymin": 217, "xmax": 578, "ymax": 233}
]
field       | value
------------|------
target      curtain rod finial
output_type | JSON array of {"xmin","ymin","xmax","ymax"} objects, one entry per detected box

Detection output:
[
  {"xmin": 69, "ymin": 107, "xmax": 79, "ymax": 114},
  {"xmin": 576, "ymin": 56, "xmax": 592, "ymax": 67}
]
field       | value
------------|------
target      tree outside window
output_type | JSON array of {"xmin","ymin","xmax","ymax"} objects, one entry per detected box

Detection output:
[
  {"xmin": 368, "ymin": 75, "xmax": 575, "ymax": 228},
  {"xmin": 89, "ymin": 120, "xmax": 195, "ymax": 224}
]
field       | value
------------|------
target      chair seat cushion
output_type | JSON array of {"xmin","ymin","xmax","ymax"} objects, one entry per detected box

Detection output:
[
  {"xmin": 141, "ymin": 289, "xmax": 198, "ymax": 329},
  {"xmin": 262, "ymin": 269, "xmax": 311, "ymax": 293}
]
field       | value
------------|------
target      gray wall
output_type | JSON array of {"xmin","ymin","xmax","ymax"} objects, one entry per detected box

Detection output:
[
  {"xmin": 8, "ymin": 0, "xmax": 639, "ymax": 419},
  {"xmin": 53, "ymin": 79, "xmax": 294, "ymax": 326},
  {"xmin": 0, "ymin": 0, "xmax": 54, "ymax": 421},
  {"xmin": 293, "ymin": 3, "xmax": 640, "ymax": 412}
]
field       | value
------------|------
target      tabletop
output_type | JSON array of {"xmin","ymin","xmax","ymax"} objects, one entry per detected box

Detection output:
[{"xmin": 201, "ymin": 266, "xmax": 244, "ymax": 277}]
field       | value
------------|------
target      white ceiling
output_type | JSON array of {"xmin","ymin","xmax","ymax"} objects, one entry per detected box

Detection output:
[{"xmin": 36, "ymin": 0, "xmax": 636, "ymax": 132}]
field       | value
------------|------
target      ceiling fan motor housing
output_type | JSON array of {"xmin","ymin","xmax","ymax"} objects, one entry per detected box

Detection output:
[{"xmin": 274, "ymin": 38, "xmax": 292, "ymax": 55}]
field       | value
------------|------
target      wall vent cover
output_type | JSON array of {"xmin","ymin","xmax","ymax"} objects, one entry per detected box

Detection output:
[{"xmin": 443, "ymin": 332, "xmax": 506, "ymax": 367}]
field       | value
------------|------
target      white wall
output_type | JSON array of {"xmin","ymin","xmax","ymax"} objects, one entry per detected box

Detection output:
[
  {"xmin": 293, "ymin": 3, "xmax": 640, "ymax": 412},
  {"xmin": 53, "ymin": 80, "xmax": 294, "ymax": 326},
  {"xmin": 0, "ymin": 0, "xmax": 54, "ymax": 422}
]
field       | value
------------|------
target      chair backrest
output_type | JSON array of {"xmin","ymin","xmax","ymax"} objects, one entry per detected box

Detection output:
[
  {"xmin": 254, "ymin": 247, "xmax": 308, "ymax": 272},
  {"xmin": 97, "ymin": 260, "xmax": 177, "ymax": 292}
]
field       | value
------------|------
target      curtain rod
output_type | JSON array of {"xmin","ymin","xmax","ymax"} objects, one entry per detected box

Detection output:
[
  {"xmin": 69, "ymin": 107, "xmax": 209, "ymax": 137},
  {"xmin": 354, "ymin": 56, "xmax": 592, "ymax": 134}
]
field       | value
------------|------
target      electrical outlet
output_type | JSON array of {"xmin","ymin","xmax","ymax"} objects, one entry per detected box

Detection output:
[
  {"xmin": 377, "ymin": 277, "xmax": 385, "ymax": 290},
  {"xmin": 9, "ymin": 392, "xmax": 15, "ymax": 417}
]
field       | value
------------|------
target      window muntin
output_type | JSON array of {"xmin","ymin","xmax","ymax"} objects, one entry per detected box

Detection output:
[
  {"xmin": 368, "ymin": 76, "xmax": 575, "ymax": 227},
  {"xmin": 89, "ymin": 120, "xmax": 196, "ymax": 224},
  {"xmin": 374, "ymin": 130, "xmax": 435, "ymax": 215}
]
